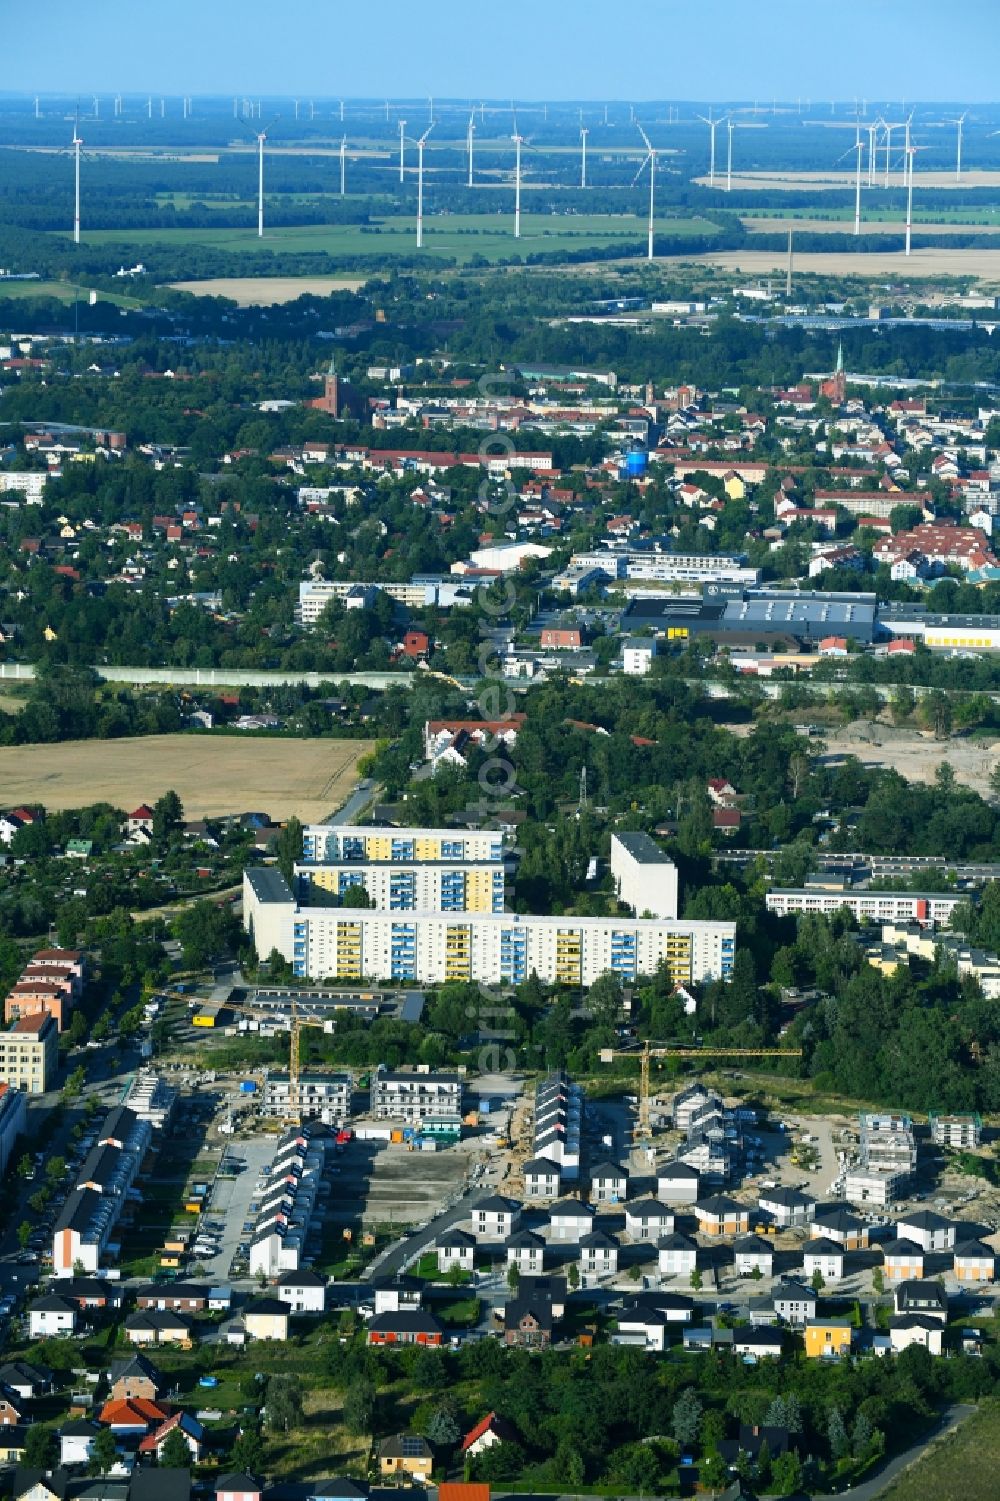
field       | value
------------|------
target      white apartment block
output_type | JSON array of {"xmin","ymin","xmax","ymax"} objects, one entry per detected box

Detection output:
[
  {"xmin": 370, "ymin": 1066, "xmax": 463, "ymax": 1122},
  {"xmin": 263, "ymin": 1070, "xmax": 351, "ymax": 1125},
  {"xmin": 765, "ymin": 888, "xmax": 963, "ymax": 926},
  {"xmin": 244, "ymin": 870, "xmax": 735, "ymax": 987},
  {"xmin": 623, "ymin": 638, "xmax": 657, "ymax": 676},
  {"xmin": 610, "ymin": 832, "xmax": 678, "ymax": 920}
]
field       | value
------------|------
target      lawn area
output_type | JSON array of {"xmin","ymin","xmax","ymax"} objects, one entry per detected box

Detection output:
[
  {"xmin": 882, "ymin": 1403, "xmax": 998, "ymax": 1501},
  {"xmin": 64, "ymin": 212, "xmax": 720, "ymax": 265},
  {"xmin": 0, "ymin": 278, "xmax": 145, "ymax": 307}
]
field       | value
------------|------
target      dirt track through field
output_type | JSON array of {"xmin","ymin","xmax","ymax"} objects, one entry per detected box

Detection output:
[{"xmin": 0, "ymin": 734, "xmax": 374, "ymax": 821}]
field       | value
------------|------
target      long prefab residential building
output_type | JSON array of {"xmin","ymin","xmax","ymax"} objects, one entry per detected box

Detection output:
[
  {"xmin": 301, "ymin": 825, "xmax": 504, "ymax": 865},
  {"xmin": 765, "ymin": 888, "xmax": 964, "ymax": 926},
  {"xmin": 243, "ymin": 869, "xmax": 735, "ymax": 987},
  {"xmin": 295, "ymin": 858, "xmax": 505, "ymax": 914}
]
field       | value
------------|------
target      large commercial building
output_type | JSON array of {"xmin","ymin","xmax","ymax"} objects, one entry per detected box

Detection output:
[
  {"xmin": 0, "ymin": 1012, "xmax": 59, "ymax": 1093},
  {"xmin": 243, "ymin": 869, "xmax": 735, "ymax": 987},
  {"xmin": 610, "ymin": 832, "xmax": 679, "ymax": 920},
  {"xmin": 623, "ymin": 587, "xmax": 878, "ymax": 650}
]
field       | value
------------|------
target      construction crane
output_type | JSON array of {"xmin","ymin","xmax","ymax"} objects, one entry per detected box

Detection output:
[
  {"xmin": 599, "ymin": 1040, "xmax": 803, "ymax": 1140},
  {"xmin": 166, "ymin": 990, "xmax": 331, "ymax": 1126}
]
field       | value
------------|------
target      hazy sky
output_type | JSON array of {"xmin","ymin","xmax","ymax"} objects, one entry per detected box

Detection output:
[{"xmin": 4, "ymin": 0, "xmax": 998, "ymax": 102}]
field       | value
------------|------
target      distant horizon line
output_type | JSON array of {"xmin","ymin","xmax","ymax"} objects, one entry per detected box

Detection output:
[{"xmin": 1, "ymin": 92, "xmax": 997, "ymax": 108}]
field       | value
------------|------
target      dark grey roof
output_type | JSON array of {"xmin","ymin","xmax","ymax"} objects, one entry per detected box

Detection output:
[
  {"xmin": 588, "ymin": 1160, "xmax": 629, "ymax": 1180},
  {"xmin": 658, "ymin": 1159, "xmax": 700, "ymax": 1179},
  {"xmin": 898, "ymin": 1209, "xmax": 953, "ymax": 1231},
  {"xmin": 758, "ymin": 1185, "xmax": 814, "ymax": 1208},
  {"xmin": 579, "ymin": 1229, "xmax": 618, "ymax": 1249},
  {"xmin": 955, "ymin": 1239, "xmax": 994, "ymax": 1258},
  {"xmin": 657, "ymin": 1232, "xmax": 697, "ymax": 1251},
  {"xmin": 99, "ymin": 1106, "xmax": 139, "ymax": 1144},
  {"xmin": 368, "ymin": 1310, "xmax": 442, "ymax": 1335},
  {"xmin": 549, "ymin": 1199, "xmax": 594, "ymax": 1219},
  {"xmin": 813, "ymin": 1207, "xmax": 863, "ymax": 1232},
  {"xmin": 734, "ymin": 1236, "xmax": 774, "ymax": 1255},
  {"xmin": 377, "ymin": 1434, "xmax": 432, "ymax": 1460},
  {"xmin": 612, "ymin": 831, "xmax": 674, "ymax": 864},
  {"xmin": 773, "ymin": 1280, "xmax": 815, "ymax": 1303},
  {"xmin": 805, "ymin": 1237, "xmax": 845, "ymax": 1257},
  {"xmin": 696, "ymin": 1194, "xmax": 746, "ymax": 1214},
  {"xmin": 54, "ymin": 1186, "xmax": 103, "ymax": 1234},
  {"xmin": 130, "ymin": 1471, "xmax": 191, "ymax": 1501},
  {"xmin": 475, "ymin": 1194, "xmax": 519, "ymax": 1213},
  {"xmin": 245, "ymin": 867, "xmax": 296, "ymax": 906},
  {"xmin": 277, "ymin": 1269, "xmax": 326, "ymax": 1288},
  {"xmin": 883, "ymin": 1238, "xmax": 924, "ymax": 1258}
]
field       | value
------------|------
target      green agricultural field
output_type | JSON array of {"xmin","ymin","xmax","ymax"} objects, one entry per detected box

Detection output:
[
  {"xmin": 0, "ymin": 278, "xmax": 144, "ymax": 306},
  {"xmin": 882, "ymin": 1404, "xmax": 999, "ymax": 1501},
  {"xmin": 63, "ymin": 211, "xmax": 720, "ymax": 265}
]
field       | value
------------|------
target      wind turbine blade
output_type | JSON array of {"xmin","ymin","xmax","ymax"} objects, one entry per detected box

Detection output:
[{"xmin": 630, "ymin": 152, "xmax": 652, "ymax": 187}]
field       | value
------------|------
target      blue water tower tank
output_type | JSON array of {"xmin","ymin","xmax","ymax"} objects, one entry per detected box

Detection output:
[{"xmin": 625, "ymin": 447, "xmax": 648, "ymax": 479}]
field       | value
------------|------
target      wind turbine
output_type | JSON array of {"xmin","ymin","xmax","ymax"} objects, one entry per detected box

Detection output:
[
  {"xmin": 467, "ymin": 114, "xmax": 475, "ymax": 187},
  {"xmin": 634, "ymin": 124, "xmax": 657, "ymax": 260},
  {"xmin": 726, "ymin": 116, "xmax": 735, "ymax": 191},
  {"xmin": 837, "ymin": 129, "xmax": 865, "ymax": 235},
  {"xmin": 905, "ymin": 142, "xmax": 915, "ymax": 255},
  {"xmin": 398, "ymin": 119, "xmax": 407, "ymax": 183},
  {"xmin": 867, "ymin": 118, "xmax": 879, "ymax": 186},
  {"xmin": 415, "ymin": 123, "xmax": 434, "ymax": 247},
  {"xmin": 580, "ymin": 126, "xmax": 589, "ymax": 189},
  {"xmin": 512, "ymin": 128, "xmax": 524, "ymax": 238},
  {"xmin": 697, "ymin": 110, "xmax": 718, "ymax": 187},
  {"xmin": 72, "ymin": 121, "xmax": 82, "ymax": 244},
  {"xmin": 340, "ymin": 135, "xmax": 347, "ymax": 196},
  {"xmin": 33, "ymin": 96, "xmax": 39, "ymax": 120},
  {"xmin": 256, "ymin": 130, "xmax": 266, "ymax": 237},
  {"xmin": 955, "ymin": 111, "xmax": 967, "ymax": 180}
]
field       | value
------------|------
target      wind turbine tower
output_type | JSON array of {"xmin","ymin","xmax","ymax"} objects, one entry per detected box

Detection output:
[
  {"xmin": 340, "ymin": 136, "xmax": 347, "ymax": 196},
  {"xmin": 467, "ymin": 115, "xmax": 475, "ymax": 187},
  {"xmin": 416, "ymin": 123, "xmax": 434, "ymax": 246},
  {"xmin": 72, "ymin": 123, "xmax": 82, "ymax": 244},
  {"xmin": 726, "ymin": 116, "xmax": 734, "ymax": 191},
  {"xmin": 853, "ymin": 127, "xmax": 863, "ymax": 235},
  {"xmin": 398, "ymin": 119, "xmax": 407, "ymax": 183},
  {"xmin": 580, "ymin": 126, "xmax": 589, "ymax": 188},
  {"xmin": 956, "ymin": 112, "xmax": 967, "ymax": 180},
  {"xmin": 697, "ymin": 111, "xmax": 718, "ymax": 188},
  {"xmin": 257, "ymin": 130, "xmax": 266, "ymax": 237},
  {"xmin": 636, "ymin": 124, "xmax": 657, "ymax": 260},
  {"xmin": 513, "ymin": 131, "xmax": 524, "ymax": 238}
]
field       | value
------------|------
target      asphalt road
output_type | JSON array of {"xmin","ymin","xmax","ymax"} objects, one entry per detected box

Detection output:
[
  {"xmin": 362, "ymin": 1183, "xmax": 497, "ymax": 1282},
  {"xmin": 834, "ymin": 1403, "xmax": 976, "ymax": 1501}
]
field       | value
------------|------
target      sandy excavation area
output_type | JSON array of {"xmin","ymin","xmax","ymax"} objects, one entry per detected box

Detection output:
[
  {"xmin": 169, "ymin": 276, "xmax": 367, "ymax": 305},
  {"xmin": 818, "ymin": 722, "xmax": 999, "ymax": 798},
  {"xmin": 0, "ymin": 734, "xmax": 374, "ymax": 822},
  {"xmin": 681, "ymin": 245, "xmax": 1000, "ymax": 283}
]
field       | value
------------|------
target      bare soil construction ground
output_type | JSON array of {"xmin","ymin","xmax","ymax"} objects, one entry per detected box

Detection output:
[
  {"xmin": 817, "ymin": 721, "xmax": 998, "ymax": 797},
  {"xmin": 169, "ymin": 275, "xmax": 367, "ymax": 304},
  {"xmin": 0, "ymin": 733, "xmax": 373, "ymax": 821},
  {"xmin": 680, "ymin": 246, "xmax": 1000, "ymax": 283}
]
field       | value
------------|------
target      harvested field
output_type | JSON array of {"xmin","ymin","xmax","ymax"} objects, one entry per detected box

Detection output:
[
  {"xmin": 817, "ymin": 721, "xmax": 999, "ymax": 798},
  {"xmin": 680, "ymin": 246, "xmax": 1000, "ymax": 283},
  {"xmin": 169, "ymin": 275, "xmax": 367, "ymax": 304},
  {"xmin": 743, "ymin": 216, "xmax": 1000, "ymax": 236},
  {"xmin": 0, "ymin": 733, "xmax": 373, "ymax": 821},
  {"xmin": 697, "ymin": 169, "xmax": 1000, "ymax": 191}
]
